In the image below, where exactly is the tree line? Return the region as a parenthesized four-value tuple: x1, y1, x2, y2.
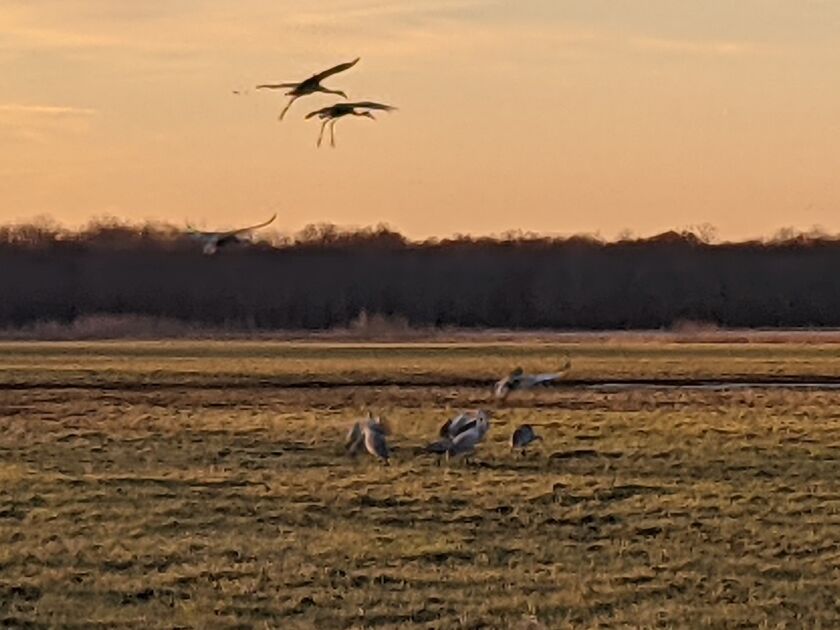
(1, 218, 838, 330)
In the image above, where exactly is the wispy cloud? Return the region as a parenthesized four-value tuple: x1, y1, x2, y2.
(0, 104, 97, 116)
(0, 103, 98, 143)
(629, 36, 764, 57)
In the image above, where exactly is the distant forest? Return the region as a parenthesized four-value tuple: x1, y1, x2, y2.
(1, 218, 839, 330)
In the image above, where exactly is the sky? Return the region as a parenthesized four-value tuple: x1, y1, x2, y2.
(1, 0, 839, 240)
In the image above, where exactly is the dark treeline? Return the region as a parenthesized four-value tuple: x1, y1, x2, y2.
(1, 218, 839, 330)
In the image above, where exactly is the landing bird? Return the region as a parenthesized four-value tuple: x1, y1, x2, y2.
(493, 358, 572, 401)
(256, 57, 360, 120)
(424, 410, 491, 464)
(305, 101, 396, 148)
(438, 409, 491, 440)
(186, 214, 276, 255)
(510, 424, 542, 455)
(446, 413, 491, 463)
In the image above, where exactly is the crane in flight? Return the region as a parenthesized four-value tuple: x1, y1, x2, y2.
(305, 101, 396, 147)
(256, 58, 360, 120)
(493, 358, 572, 401)
(186, 214, 276, 255)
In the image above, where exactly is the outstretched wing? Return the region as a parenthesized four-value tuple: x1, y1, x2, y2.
(346, 101, 397, 112)
(305, 106, 333, 119)
(255, 82, 299, 90)
(311, 57, 360, 82)
(530, 372, 565, 386)
(219, 213, 277, 237)
(189, 214, 276, 238)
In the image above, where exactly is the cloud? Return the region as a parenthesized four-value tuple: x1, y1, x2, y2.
(629, 36, 763, 57)
(0, 103, 98, 143)
(0, 104, 97, 116)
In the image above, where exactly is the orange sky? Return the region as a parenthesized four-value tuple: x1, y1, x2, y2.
(1, 1, 839, 240)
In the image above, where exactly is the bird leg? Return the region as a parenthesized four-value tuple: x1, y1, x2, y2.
(317, 120, 329, 147)
(279, 96, 298, 121)
(329, 119, 337, 148)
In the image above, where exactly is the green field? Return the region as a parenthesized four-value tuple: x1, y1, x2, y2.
(2, 342, 840, 627)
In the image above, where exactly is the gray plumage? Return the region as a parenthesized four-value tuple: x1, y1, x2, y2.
(494, 358, 571, 401)
(510, 424, 542, 453)
(362, 421, 390, 464)
(438, 409, 490, 439)
(345, 413, 390, 463)
(445, 413, 490, 462)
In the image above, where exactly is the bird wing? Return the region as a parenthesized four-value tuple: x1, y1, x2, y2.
(494, 377, 511, 398)
(365, 428, 390, 459)
(346, 101, 396, 112)
(345, 422, 363, 449)
(305, 106, 331, 119)
(185, 214, 276, 238)
(530, 373, 562, 385)
(450, 417, 477, 438)
(255, 82, 299, 90)
(311, 57, 360, 82)
(217, 214, 277, 238)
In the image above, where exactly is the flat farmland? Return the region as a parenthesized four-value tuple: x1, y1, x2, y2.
(2, 341, 840, 628)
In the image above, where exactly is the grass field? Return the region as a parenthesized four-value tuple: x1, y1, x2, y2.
(2, 341, 840, 627)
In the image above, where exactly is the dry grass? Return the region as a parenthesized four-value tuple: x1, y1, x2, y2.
(2, 342, 840, 627)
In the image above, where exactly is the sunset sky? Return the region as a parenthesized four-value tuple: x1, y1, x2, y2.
(1, 1, 838, 240)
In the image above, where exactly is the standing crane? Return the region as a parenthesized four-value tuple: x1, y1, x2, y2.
(256, 58, 360, 120)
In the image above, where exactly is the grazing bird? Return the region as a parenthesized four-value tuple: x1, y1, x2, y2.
(493, 358, 572, 401)
(510, 424, 542, 455)
(256, 57, 360, 120)
(305, 101, 396, 147)
(186, 214, 276, 255)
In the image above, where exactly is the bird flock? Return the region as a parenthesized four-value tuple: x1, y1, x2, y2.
(253, 57, 396, 148)
(189, 57, 395, 254)
(345, 363, 571, 466)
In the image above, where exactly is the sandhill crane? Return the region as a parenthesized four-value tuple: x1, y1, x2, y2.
(493, 358, 572, 401)
(438, 409, 491, 439)
(256, 58, 360, 120)
(445, 413, 491, 464)
(345, 413, 390, 464)
(423, 410, 490, 464)
(186, 214, 276, 255)
(305, 101, 396, 147)
(510, 424, 542, 455)
(362, 421, 390, 465)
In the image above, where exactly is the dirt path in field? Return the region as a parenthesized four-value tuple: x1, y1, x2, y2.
(5, 375, 840, 391)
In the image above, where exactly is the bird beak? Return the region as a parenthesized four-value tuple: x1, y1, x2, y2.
(364, 112, 376, 120)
